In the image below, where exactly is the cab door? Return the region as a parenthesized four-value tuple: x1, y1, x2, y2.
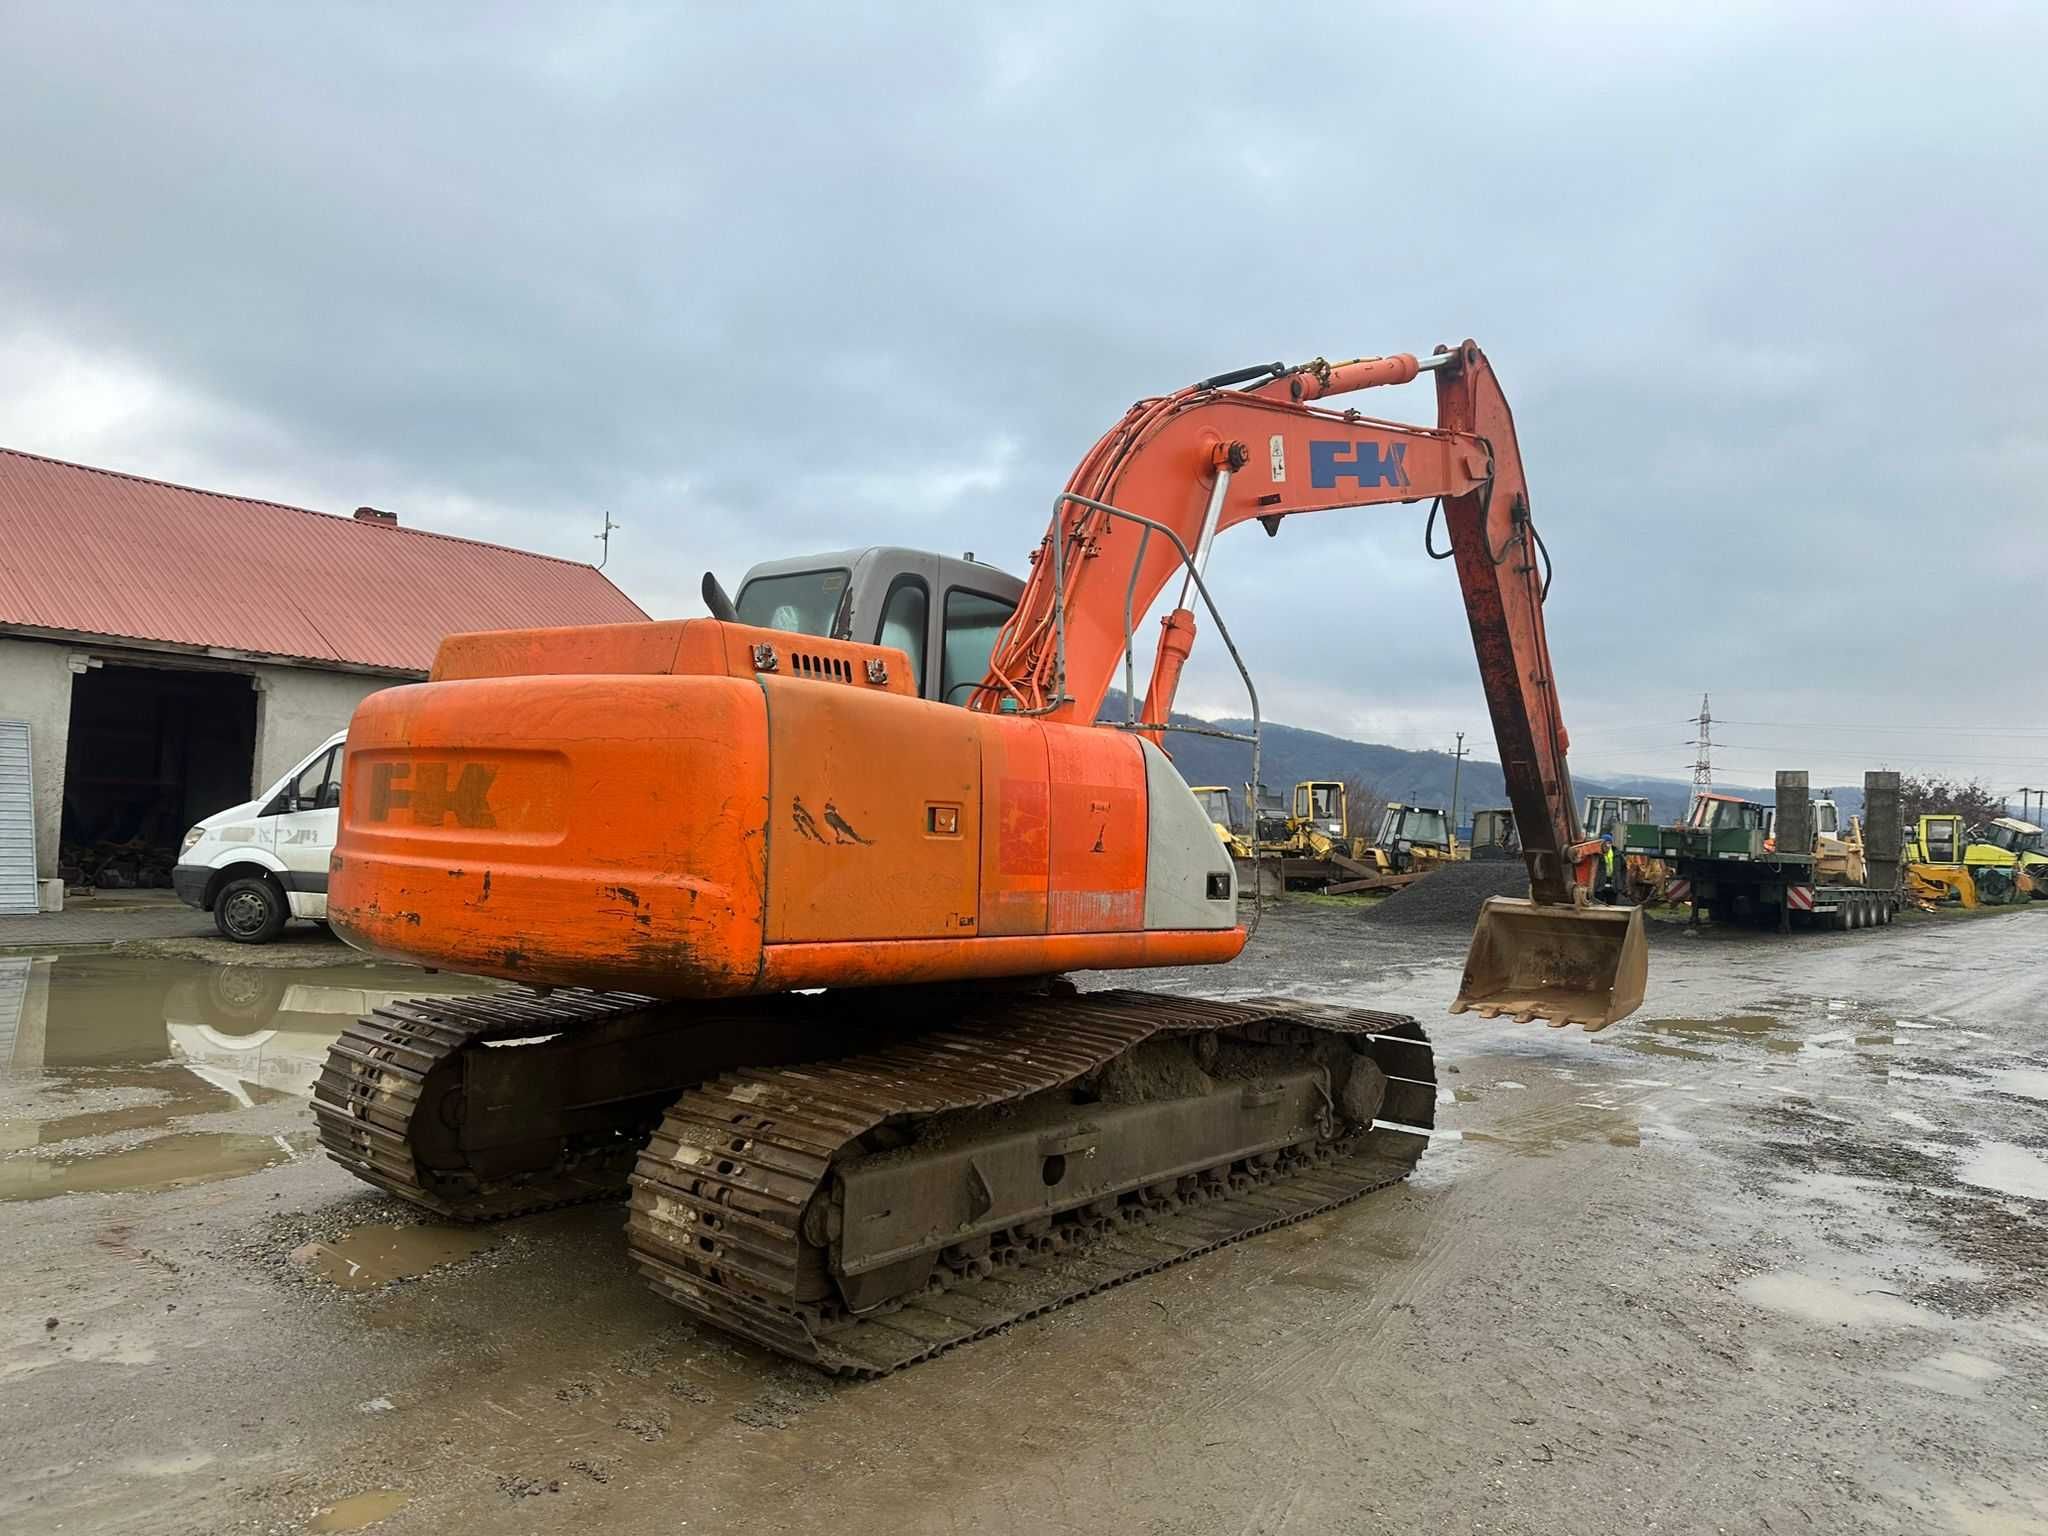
(935, 568, 1020, 709)
(858, 552, 938, 699)
(266, 742, 343, 917)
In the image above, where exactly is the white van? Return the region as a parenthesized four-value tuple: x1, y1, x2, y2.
(172, 730, 346, 943)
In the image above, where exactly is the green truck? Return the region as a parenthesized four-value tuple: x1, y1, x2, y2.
(1621, 770, 1903, 932)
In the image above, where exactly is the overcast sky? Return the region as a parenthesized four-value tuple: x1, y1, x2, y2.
(4, 5, 2045, 794)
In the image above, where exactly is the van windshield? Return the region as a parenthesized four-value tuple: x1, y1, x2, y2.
(737, 569, 850, 637)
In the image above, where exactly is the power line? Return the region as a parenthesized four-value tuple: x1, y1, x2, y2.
(1715, 718, 2048, 738)
(1708, 743, 2048, 763)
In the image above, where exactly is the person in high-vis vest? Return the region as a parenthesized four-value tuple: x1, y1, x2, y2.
(1597, 834, 1620, 904)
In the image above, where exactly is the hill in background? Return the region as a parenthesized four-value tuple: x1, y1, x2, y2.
(1099, 694, 1861, 826)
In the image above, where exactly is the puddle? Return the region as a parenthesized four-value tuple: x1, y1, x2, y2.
(311, 1491, 410, 1531)
(0, 1063, 287, 1151)
(1988, 1068, 2048, 1102)
(1616, 1014, 1909, 1065)
(2, 951, 493, 1084)
(1956, 1143, 2048, 1202)
(1739, 1272, 1942, 1329)
(1617, 1015, 1801, 1059)
(0, 954, 496, 1193)
(1893, 1349, 2007, 1399)
(291, 1223, 493, 1290)
(0, 1131, 292, 1201)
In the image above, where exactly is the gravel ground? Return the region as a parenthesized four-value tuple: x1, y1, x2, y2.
(3, 900, 2046, 1535)
(1360, 859, 1532, 927)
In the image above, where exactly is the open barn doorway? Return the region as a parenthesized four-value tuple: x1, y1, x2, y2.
(57, 663, 256, 889)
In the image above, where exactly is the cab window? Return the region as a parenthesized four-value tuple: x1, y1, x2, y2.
(736, 568, 851, 638)
(287, 747, 342, 812)
(1405, 808, 1449, 845)
(874, 576, 930, 696)
(1924, 819, 1958, 861)
(941, 589, 1017, 705)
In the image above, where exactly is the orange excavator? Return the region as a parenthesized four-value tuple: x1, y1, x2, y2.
(313, 340, 1645, 1374)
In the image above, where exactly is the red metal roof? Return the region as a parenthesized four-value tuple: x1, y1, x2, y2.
(0, 447, 647, 672)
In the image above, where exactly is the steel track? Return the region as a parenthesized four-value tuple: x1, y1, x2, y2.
(313, 986, 1435, 1374)
(626, 991, 1435, 1375)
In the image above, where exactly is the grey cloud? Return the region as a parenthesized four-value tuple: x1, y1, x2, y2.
(2, 3, 2043, 789)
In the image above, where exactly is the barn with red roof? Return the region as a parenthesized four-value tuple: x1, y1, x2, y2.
(0, 447, 645, 902)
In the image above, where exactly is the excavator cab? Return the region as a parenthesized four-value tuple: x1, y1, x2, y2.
(725, 547, 1024, 706)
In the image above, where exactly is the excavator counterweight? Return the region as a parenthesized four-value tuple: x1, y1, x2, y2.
(314, 340, 1643, 1372)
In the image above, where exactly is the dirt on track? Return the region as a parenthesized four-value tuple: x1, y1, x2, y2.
(3, 902, 2047, 1535)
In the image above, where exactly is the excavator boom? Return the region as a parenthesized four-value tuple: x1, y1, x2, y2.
(977, 341, 1644, 1027)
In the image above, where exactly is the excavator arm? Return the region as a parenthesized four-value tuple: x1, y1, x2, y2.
(982, 341, 1590, 901)
(978, 340, 1646, 1027)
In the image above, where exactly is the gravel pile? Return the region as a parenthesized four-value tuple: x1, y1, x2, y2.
(1361, 860, 1531, 929)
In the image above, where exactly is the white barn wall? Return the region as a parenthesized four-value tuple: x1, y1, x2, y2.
(251, 666, 394, 791)
(0, 636, 75, 877)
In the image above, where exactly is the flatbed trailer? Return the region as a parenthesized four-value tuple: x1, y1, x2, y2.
(1620, 769, 1904, 935)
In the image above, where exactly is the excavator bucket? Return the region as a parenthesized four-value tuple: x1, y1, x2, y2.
(1450, 898, 1648, 1031)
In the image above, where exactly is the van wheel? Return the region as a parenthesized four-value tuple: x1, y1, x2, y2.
(215, 875, 288, 944)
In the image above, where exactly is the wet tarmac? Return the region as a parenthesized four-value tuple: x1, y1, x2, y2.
(2, 908, 2045, 1535)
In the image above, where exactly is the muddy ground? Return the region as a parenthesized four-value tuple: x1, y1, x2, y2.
(2, 900, 2045, 1535)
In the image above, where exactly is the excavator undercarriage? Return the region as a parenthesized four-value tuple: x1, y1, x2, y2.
(314, 984, 1434, 1374)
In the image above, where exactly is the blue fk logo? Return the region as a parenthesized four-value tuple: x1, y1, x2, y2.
(1309, 439, 1409, 489)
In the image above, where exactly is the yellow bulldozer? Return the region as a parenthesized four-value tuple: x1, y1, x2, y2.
(1287, 782, 1457, 870)
(1246, 781, 1457, 893)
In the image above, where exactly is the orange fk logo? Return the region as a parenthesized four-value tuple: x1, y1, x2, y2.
(366, 761, 498, 827)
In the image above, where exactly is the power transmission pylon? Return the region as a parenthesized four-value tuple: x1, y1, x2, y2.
(1686, 693, 1713, 817)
